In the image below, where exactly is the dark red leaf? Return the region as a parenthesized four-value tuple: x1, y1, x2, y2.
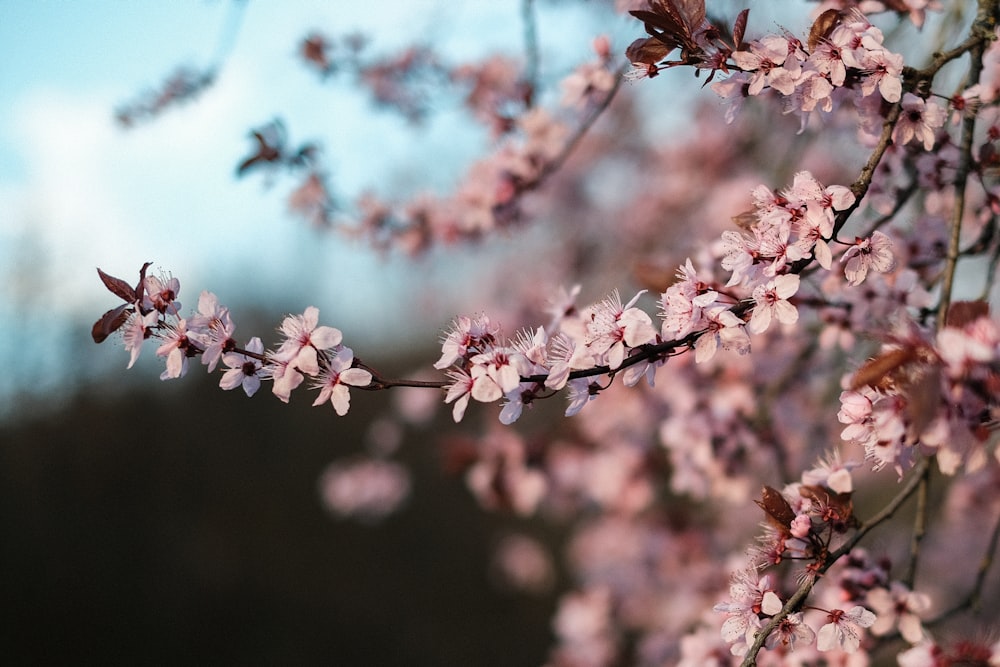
(236, 122, 286, 176)
(91, 303, 132, 344)
(732, 8, 749, 49)
(630, 10, 684, 51)
(850, 347, 918, 391)
(631, 0, 707, 55)
(674, 0, 706, 29)
(98, 267, 139, 303)
(626, 36, 675, 65)
(946, 300, 989, 328)
(755, 486, 795, 536)
(135, 261, 153, 302)
(807, 9, 843, 52)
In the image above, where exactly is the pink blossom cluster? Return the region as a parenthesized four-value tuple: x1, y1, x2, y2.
(428, 169, 906, 428)
(709, 11, 948, 141)
(100, 265, 373, 417)
(708, 468, 946, 659)
(839, 312, 1000, 476)
(279, 38, 621, 252)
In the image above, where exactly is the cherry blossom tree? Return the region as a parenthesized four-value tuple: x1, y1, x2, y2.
(95, 0, 1000, 664)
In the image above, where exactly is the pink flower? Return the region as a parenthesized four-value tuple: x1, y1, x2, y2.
(553, 586, 612, 644)
(219, 336, 265, 397)
(565, 378, 599, 416)
(661, 259, 720, 339)
(443, 368, 475, 422)
(143, 273, 181, 315)
(816, 605, 876, 653)
(733, 35, 802, 96)
(868, 582, 930, 643)
(123, 309, 160, 369)
(273, 306, 343, 375)
(586, 290, 657, 369)
(893, 93, 947, 150)
(859, 47, 904, 103)
(715, 569, 784, 655)
(694, 306, 750, 363)
(434, 314, 498, 369)
(187, 291, 235, 372)
(155, 318, 192, 380)
(470, 346, 532, 396)
(842, 231, 896, 286)
(711, 72, 751, 123)
(720, 230, 761, 287)
(490, 533, 555, 594)
(312, 347, 373, 416)
(466, 429, 547, 515)
(749, 274, 800, 334)
(802, 451, 860, 494)
(765, 612, 815, 652)
(811, 35, 850, 87)
(270, 358, 305, 403)
(319, 458, 410, 521)
(545, 332, 595, 391)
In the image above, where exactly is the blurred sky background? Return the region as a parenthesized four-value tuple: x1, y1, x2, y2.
(0, 0, 636, 421)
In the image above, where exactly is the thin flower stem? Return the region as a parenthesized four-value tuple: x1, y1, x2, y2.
(352, 359, 448, 391)
(925, 502, 1000, 624)
(740, 456, 932, 667)
(529, 63, 628, 190)
(522, 0, 540, 104)
(903, 465, 931, 589)
(829, 103, 902, 241)
(937, 2, 991, 329)
(963, 500, 1000, 613)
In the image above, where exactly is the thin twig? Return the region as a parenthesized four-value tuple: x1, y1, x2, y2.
(521, 0, 540, 104)
(903, 465, 931, 588)
(923, 502, 1000, 625)
(937, 5, 990, 328)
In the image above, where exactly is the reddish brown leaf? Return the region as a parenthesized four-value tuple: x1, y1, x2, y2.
(626, 36, 675, 65)
(850, 347, 918, 391)
(903, 362, 942, 439)
(301, 33, 332, 73)
(807, 9, 843, 51)
(632, 260, 675, 293)
(731, 209, 756, 230)
(946, 300, 989, 328)
(97, 267, 139, 303)
(755, 486, 795, 536)
(732, 8, 749, 49)
(630, 10, 684, 51)
(91, 303, 132, 344)
(630, 0, 705, 52)
(135, 261, 153, 302)
(236, 122, 286, 176)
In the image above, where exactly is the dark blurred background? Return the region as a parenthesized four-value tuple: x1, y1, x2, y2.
(0, 357, 558, 665)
